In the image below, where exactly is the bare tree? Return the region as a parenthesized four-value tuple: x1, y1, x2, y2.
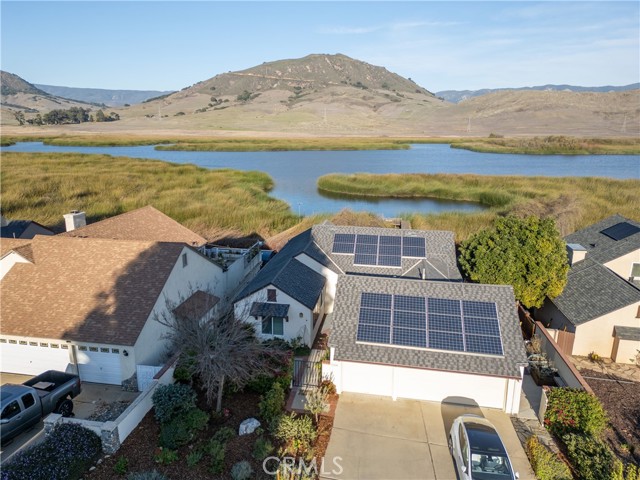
(156, 290, 285, 412)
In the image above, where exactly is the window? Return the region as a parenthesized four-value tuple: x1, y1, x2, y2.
(78, 346, 87, 351)
(51, 344, 59, 348)
(0, 339, 5, 343)
(61, 344, 69, 349)
(100, 348, 110, 353)
(1, 401, 21, 420)
(21, 393, 35, 409)
(19, 341, 27, 345)
(8, 340, 17, 344)
(89, 346, 98, 352)
(267, 289, 277, 302)
(112, 348, 120, 354)
(262, 316, 284, 336)
(459, 425, 469, 470)
(182, 253, 188, 267)
(29, 342, 37, 346)
(40, 343, 48, 347)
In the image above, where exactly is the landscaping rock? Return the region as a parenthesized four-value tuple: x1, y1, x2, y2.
(238, 417, 260, 435)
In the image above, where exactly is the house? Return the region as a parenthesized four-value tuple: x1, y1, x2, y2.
(1, 215, 54, 239)
(0, 207, 261, 386)
(323, 275, 527, 414)
(234, 224, 461, 346)
(536, 215, 640, 363)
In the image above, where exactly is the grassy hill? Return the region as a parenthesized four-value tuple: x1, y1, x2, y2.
(34, 84, 174, 106)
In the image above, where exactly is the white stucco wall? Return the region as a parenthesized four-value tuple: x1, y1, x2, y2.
(234, 287, 316, 345)
(573, 302, 640, 357)
(295, 253, 340, 313)
(611, 337, 640, 364)
(328, 359, 520, 414)
(0, 252, 31, 280)
(604, 248, 640, 280)
(221, 250, 262, 304)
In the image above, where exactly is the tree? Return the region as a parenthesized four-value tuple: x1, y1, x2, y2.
(156, 292, 285, 412)
(95, 110, 106, 122)
(458, 215, 568, 308)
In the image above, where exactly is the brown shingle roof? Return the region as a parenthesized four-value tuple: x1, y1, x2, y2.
(60, 206, 207, 246)
(1, 239, 34, 261)
(1, 236, 184, 346)
(173, 290, 220, 320)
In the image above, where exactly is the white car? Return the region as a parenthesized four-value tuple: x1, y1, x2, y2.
(448, 414, 519, 480)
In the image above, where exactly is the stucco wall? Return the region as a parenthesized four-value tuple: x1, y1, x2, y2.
(295, 253, 340, 313)
(221, 250, 261, 305)
(573, 302, 640, 357)
(611, 336, 640, 364)
(604, 248, 640, 280)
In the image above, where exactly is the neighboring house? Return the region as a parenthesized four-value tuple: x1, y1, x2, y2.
(234, 224, 461, 346)
(0, 207, 261, 386)
(537, 215, 640, 363)
(0, 215, 54, 239)
(324, 276, 527, 414)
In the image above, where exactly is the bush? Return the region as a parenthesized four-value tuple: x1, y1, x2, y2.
(212, 426, 236, 443)
(320, 379, 337, 395)
(158, 406, 208, 449)
(525, 436, 571, 480)
(2, 423, 102, 480)
(186, 450, 203, 468)
(563, 433, 616, 480)
(183, 407, 210, 431)
(127, 471, 168, 480)
(152, 383, 197, 424)
(253, 436, 274, 460)
(114, 456, 129, 475)
(260, 382, 285, 427)
(231, 460, 254, 480)
(273, 413, 317, 456)
(205, 440, 225, 474)
(545, 388, 608, 437)
(154, 448, 178, 465)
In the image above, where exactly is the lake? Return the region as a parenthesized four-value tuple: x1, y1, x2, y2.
(4, 142, 639, 217)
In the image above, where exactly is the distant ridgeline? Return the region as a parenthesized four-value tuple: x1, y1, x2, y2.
(22, 107, 119, 126)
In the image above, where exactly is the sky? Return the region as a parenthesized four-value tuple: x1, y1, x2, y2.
(1, 1, 638, 92)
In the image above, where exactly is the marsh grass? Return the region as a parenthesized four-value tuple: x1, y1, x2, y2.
(451, 136, 640, 155)
(1, 152, 299, 238)
(318, 173, 640, 240)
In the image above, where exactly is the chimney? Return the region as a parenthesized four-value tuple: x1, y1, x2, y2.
(63, 210, 87, 232)
(566, 243, 587, 266)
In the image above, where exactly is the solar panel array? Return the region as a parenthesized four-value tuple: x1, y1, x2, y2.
(357, 293, 504, 355)
(332, 233, 426, 267)
(600, 222, 640, 241)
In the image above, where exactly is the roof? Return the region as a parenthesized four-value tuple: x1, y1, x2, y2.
(614, 326, 640, 341)
(236, 224, 461, 307)
(173, 290, 220, 320)
(0, 236, 186, 346)
(329, 275, 527, 378)
(60, 206, 207, 246)
(1, 220, 53, 239)
(1, 238, 34, 261)
(464, 421, 507, 455)
(565, 215, 640, 265)
(550, 258, 640, 325)
(250, 302, 290, 318)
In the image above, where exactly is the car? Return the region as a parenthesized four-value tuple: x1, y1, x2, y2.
(448, 414, 519, 480)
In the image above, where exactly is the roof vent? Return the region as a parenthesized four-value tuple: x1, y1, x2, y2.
(566, 243, 587, 266)
(63, 210, 87, 232)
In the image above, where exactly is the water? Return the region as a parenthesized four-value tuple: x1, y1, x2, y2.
(4, 142, 638, 217)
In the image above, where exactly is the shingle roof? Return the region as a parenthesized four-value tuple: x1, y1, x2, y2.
(174, 290, 220, 320)
(614, 326, 640, 341)
(1, 236, 185, 345)
(250, 302, 290, 318)
(329, 276, 527, 378)
(60, 206, 207, 246)
(550, 258, 640, 325)
(1, 239, 34, 261)
(565, 215, 640, 265)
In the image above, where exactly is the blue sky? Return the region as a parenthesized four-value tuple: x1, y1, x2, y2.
(2, 1, 638, 92)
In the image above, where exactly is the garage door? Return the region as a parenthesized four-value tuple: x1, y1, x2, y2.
(76, 347, 122, 385)
(1, 339, 72, 376)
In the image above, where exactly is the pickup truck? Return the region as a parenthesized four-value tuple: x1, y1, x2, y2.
(0, 370, 82, 443)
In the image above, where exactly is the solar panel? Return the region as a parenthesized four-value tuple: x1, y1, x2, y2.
(355, 243, 378, 255)
(332, 242, 355, 254)
(393, 310, 427, 329)
(332, 233, 356, 254)
(394, 295, 426, 312)
(428, 313, 463, 332)
(462, 301, 498, 319)
(380, 235, 401, 246)
(359, 308, 392, 325)
(402, 237, 426, 258)
(357, 323, 391, 344)
(429, 330, 464, 351)
(601, 222, 640, 241)
(379, 244, 401, 256)
(463, 317, 501, 336)
(354, 253, 377, 265)
(361, 293, 392, 309)
(428, 298, 461, 316)
(357, 234, 379, 245)
(378, 255, 402, 267)
(393, 327, 427, 348)
(465, 334, 503, 355)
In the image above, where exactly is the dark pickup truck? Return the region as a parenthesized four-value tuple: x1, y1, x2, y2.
(0, 370, 82, 443)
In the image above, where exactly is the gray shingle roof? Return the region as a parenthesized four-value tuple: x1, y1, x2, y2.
(614, 326, 640, 341)
(329, 276, 527, 378)
(550, 258, 640, 325)
(250, 302, 290, 318)
(565, 215, 640, 265)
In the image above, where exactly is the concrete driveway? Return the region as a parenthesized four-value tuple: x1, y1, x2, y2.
(322, 393, 534, 480)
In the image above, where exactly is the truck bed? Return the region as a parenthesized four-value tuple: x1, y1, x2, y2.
(23, 370, 79, 393)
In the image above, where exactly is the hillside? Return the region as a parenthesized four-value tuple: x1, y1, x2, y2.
(437, 83, 640, 103)
(34, 84, 175, 106)
(1, 71, 48, 96)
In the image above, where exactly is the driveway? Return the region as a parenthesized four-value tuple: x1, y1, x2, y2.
(321, 393, 535, 480)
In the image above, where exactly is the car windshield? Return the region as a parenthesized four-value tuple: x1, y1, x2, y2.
(470, 452, 514, 479)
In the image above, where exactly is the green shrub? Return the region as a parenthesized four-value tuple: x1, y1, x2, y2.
(2, 423, 102, 480)
(563, 433, 616, 480)
(126, 471, 168, 480)
(159, 418, 193, 449)
(154, 448, 178, 465)
(205, 439, 226, 474)
(212, 426, 236, 443)
(545, 388, 608, 437)
(231, 460, 254, 480)
(260, 382, 285, 427)
(273, 413, 317, 456)
(114, 456, 129, 475)
(525, 436, 571, 480)
(183, 407, 209, 431)
(253, 436, 274, 460)
(625, 463, 639, 480)
(152, 383, 197, 424)
(320, 379, 337, 395)
(186, 450, 203, 468)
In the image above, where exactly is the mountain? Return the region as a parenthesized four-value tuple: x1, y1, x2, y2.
(1, 71, 49, 97)
(34, 84, 175, 106)
(437, 83, 640, 103)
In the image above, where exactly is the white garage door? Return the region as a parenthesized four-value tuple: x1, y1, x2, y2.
(1, 339, 72, 376)
(76, 347, 122, 385)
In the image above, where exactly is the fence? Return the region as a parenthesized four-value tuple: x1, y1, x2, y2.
(292, 358, 321, 388)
